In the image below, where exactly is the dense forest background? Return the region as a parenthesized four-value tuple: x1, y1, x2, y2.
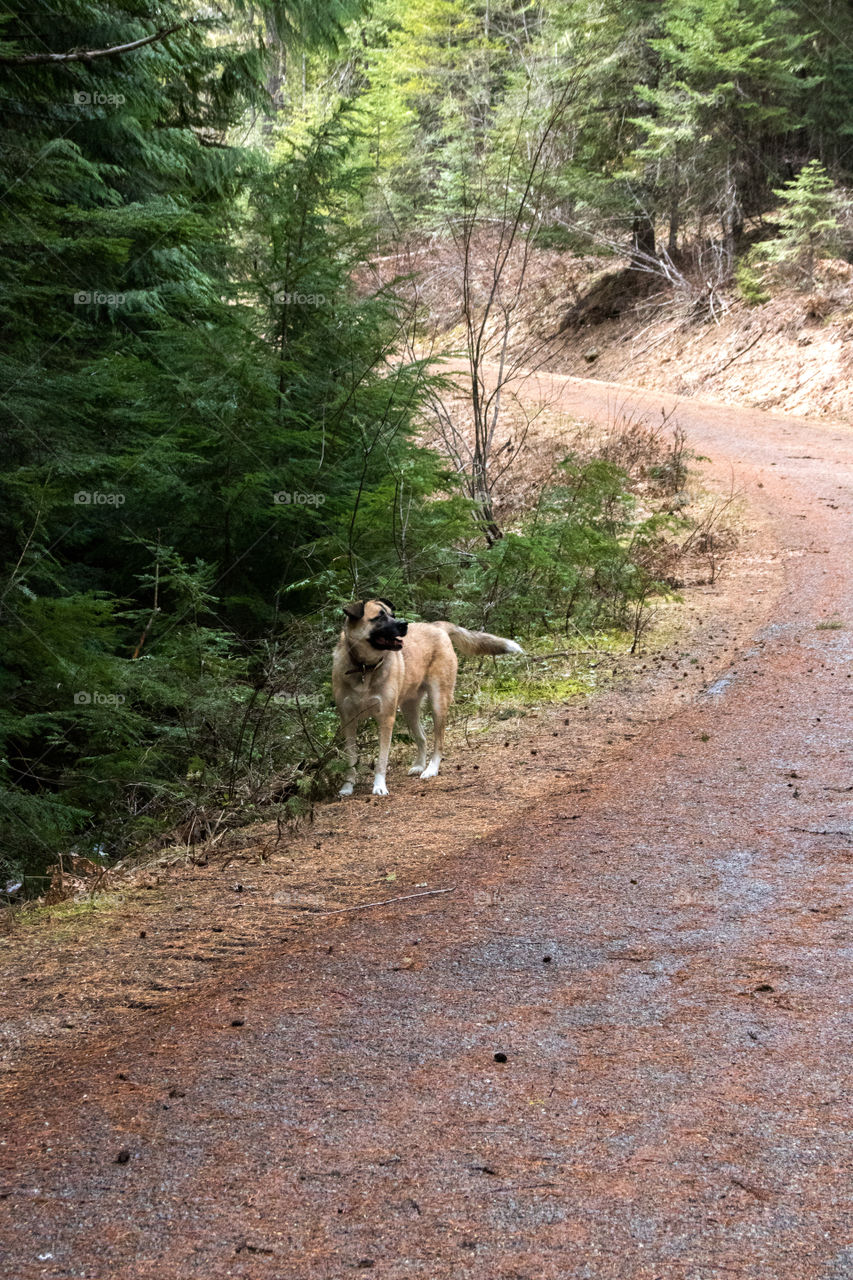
(2, 0, 851, 887)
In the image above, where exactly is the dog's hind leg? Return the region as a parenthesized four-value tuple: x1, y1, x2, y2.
(402, 696, 428, 776)
(372, 709, 395, 796)
(420, 679, 449, 780)
(338, 709, 358, 797)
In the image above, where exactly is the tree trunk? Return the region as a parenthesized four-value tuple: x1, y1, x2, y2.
(631, 213, 656, 266)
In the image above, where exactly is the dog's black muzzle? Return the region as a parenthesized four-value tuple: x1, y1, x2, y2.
(369, 618, 408, 651)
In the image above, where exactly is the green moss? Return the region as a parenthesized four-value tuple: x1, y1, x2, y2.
(13, 892, 127, 937)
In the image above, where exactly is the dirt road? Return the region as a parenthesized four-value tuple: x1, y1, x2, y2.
(3, 376, 852, 1280)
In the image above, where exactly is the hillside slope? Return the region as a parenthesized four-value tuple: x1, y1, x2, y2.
(540, 258, 853, 422)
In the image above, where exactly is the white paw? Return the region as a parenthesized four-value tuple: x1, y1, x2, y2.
(419, 761, 440, 780)
(408, 764, 427, 775)
(372, 777, 389, 796)
(339, 781, 354, 797)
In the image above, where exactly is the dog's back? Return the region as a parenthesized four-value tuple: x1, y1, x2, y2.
(394, 621, 457, 700)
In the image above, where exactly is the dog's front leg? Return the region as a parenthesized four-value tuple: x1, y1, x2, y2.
(338, 709, 358, 797)
(372, 709, 395, 796)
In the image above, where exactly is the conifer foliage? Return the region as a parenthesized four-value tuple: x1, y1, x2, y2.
(756, 160, 846, 286)
(0, 1, 427, 883)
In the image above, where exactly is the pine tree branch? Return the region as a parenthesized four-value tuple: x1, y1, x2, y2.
(0, 21, 198, 65)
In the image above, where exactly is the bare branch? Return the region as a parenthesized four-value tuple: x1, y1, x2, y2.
(0, 20, 197, 66)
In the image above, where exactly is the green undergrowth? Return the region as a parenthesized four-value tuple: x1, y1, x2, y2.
(453, 629, 629, 722)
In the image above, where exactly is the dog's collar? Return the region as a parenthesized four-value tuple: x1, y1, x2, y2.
(346, 651, 385, 679)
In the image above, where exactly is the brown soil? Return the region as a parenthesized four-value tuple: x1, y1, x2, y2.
(539, 258, 853, 421)
(2, 375, 852, 1280)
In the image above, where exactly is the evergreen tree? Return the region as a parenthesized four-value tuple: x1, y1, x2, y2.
(633, 0, 808, 262)
(351, 0, 541, 229)
(0, 1, 442, 882)
(490, 0, 666, 261)
(794, 0, 853, 171)
(755, 158, 846, 285)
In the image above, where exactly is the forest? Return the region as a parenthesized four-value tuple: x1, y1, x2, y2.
(2, 0, 851, 888)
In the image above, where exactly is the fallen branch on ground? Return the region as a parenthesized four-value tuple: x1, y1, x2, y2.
(524, 649, 604, 661)
(320, 886, 455, 915)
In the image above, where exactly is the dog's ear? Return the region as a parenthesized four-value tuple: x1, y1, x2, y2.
(377, 597, 395, 614)
(343, 601, 365, 621)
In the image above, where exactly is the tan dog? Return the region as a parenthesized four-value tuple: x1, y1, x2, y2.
(332, 598, 523, 796)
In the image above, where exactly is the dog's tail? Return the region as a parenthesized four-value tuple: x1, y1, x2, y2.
(434, 621, 524, 657)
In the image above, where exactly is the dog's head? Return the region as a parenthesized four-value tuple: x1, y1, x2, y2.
(343, 598, 408, 652)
